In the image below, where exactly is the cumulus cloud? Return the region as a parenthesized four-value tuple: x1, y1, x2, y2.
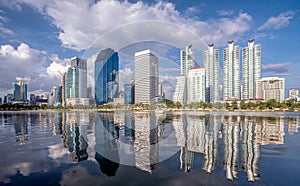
(119, 67, 134, 91)
(258, 11, 296, 30)
(11, 0, 252, 50)
(0, 43, 69, 97)
(262, 63, 292, 74)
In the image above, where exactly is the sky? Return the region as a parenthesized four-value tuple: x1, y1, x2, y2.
(0, 0, 299, 99)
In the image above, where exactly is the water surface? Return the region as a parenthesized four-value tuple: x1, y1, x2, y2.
(0, 111, 300, 185)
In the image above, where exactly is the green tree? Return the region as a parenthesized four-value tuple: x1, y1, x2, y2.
(240, 100, 247, 110)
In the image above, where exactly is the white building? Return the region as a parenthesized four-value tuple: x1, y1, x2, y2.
(187, 67, 205, 103)
(134, 49, 159, 104)
(180, 45, 195, 76)
(242, 39, 261, 100)
(255, 77, 285, 102)
(224, 40, 240, 100)
(204, 44, 219, 103)
(173, 76, 187, 104)
(173, 45, 195, 105)
(288, 89, 299, 101)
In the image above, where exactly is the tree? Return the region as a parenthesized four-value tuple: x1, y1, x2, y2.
(232, 101, 238, 110)
(240, 101, 247, 110)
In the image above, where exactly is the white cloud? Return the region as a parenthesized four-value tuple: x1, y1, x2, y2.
(119, 67, 134, 91)
(0, 43, 69, 97)
(258, 11, 296, 30)
(217, 10, 234, 16)
(262, 62, 292, 73)
(13, 0, 252, 50)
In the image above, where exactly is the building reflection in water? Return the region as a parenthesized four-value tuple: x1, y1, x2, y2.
(134, 112, 159, 173)
(34, 111, 293, 181)
(94, 113, 120, 176)
(60, 112, 89, 162)
(171, 114, 288, 183)
(13, 114, 29, 144)
(222, 116, 239, 181)
(202, 115, 220, 174)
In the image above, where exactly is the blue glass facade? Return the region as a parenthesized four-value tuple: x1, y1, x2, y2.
(124, 84, 134, 104)
(94, 48, 119, 105)
(13, 81, 27, 102)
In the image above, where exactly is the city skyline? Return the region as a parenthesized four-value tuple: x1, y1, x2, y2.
(0, 0, 299, 99)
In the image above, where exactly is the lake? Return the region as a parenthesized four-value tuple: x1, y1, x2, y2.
(0, 111, 300, 186)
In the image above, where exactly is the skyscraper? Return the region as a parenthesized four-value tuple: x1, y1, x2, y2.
(134, 49, 158, 104)
(62, 73, 66, 107)
(13, 81, 27, 102)
(242, 39, 261, 100)
(65, 57, 88, 106)
(255, 77, 285, 102)
(224, 40, 240, 101)
(180, 45, 194, 76)
(94, 48, 119, 105)
(124, 83, 134, 104)
(173, 76, 187, 104)
(187, 67, 205, 103)
(173, 45, 195, 104)
(204, 44, 219, 103)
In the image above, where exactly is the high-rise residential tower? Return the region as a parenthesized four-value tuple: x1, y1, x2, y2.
(94, 48, 119, 105)
(13, 81, 27, 102)
(255, 77, 285, 102)
(187, 67, 205, 103)
(223, 41, 240, 101)
(204, 44, 219, 103)
(173, 45, 195, 104)
(242, 39, 261, 100)
(134, 49, 158, 104)
(180, 45, 194, 76)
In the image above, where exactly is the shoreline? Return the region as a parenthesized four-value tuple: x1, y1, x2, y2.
(0, 109, 299, 114)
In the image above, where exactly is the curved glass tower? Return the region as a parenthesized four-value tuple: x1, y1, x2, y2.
(94, 48, 119, 105)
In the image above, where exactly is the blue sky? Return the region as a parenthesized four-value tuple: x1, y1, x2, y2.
(0, 0, 299, 99)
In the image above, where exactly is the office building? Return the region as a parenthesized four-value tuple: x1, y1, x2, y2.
(62, 73, 66, 107)
(224, 40, 240, 100)
(94, 48, 119, 105)
(255, 77, 285, 102)
(65, 57, 88, 106)
(187, 67, 205, 103)
(13, 81, 27, 102)
(242, 39, 261, 100)
(124, 83, 134, 104)
(204, 44, 219, 103)
(6, 94, 14, 103)
(134, 49, 158, 104)
(29, 94, 35, 105)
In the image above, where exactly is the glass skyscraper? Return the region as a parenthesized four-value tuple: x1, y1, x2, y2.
(13, 81, 27, 102)
(124, 83, 134, 104)
(94, 48, 119, 105)
(204, 44, 219, 103)
(242, 39, 261, 100)
(65, 57, 87, 99)
(223, 40, 240, 101)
